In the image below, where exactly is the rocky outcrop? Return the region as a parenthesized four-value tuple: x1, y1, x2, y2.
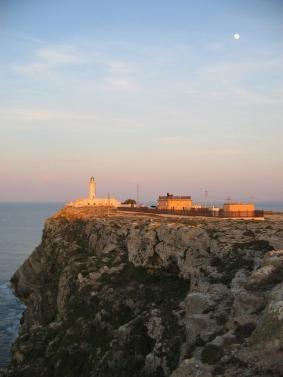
(1, 208, 283, 377)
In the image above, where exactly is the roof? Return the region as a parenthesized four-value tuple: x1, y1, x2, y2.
(224, 202, 254, 205)
(159, 195, 192, 200)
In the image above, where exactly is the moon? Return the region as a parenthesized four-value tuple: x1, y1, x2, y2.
(233, 33, 240, 40)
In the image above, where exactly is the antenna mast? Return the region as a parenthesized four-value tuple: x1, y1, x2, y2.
(204, 190, 208, 207)
(137, 184, 140, 205)
(107, 192, 110, 216)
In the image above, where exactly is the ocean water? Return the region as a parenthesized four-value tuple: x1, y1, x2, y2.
(255, 202, 283, 212)
(0, 203, 62, 368)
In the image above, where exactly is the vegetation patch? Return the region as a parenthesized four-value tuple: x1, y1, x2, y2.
(232, 240, 273, 253)
(201, 344, 224, 365)
(235, 322, 256, 340)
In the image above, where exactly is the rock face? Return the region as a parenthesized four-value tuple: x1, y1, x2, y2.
(2, 208, 283, 377)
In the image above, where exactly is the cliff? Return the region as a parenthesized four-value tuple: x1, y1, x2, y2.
(2, 208, 283, 377)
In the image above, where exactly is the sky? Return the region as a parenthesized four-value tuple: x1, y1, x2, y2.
(0, 0, 282, 203)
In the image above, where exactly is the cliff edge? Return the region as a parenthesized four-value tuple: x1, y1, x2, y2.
(2, 208, 283, 377)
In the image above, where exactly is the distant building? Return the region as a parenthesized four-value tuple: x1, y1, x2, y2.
(192, 204, 202, 209)
(210, 206, 220, 212)
(157, 193, 193, 211)
(223, 202, 255, 214)
(67, 177, 120, 208)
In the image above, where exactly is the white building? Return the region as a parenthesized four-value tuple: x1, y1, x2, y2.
(66, 177, 121, 208)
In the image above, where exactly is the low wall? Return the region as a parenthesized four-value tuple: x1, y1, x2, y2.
(117, 207, 264, 219)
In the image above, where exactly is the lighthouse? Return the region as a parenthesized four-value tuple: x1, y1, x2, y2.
(89, 176, 96, 199)
(66, 176, 120, 208)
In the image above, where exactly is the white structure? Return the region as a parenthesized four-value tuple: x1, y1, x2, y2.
(191, 204, 202, 209)
(66, 177, 120, 208)
(89, 176, 96, 199)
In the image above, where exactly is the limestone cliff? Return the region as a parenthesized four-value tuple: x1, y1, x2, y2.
(2, 208, 283, 377)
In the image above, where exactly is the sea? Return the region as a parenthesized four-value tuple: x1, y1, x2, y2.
(0, 203, 62, 368)
(0, 201, 282, 368)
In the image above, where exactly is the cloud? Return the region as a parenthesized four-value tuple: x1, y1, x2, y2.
(196, 148, 242, 156)
(37, 46, 83, 64)
(101, 77, 139, 93)
(14, 45, 84, 76)
(199, 58, 283, 82)
(182, 56, 283, 106)
(0, 108, 97, 122)
(185, 87, 283, 106)
(39, 174, 64, 183)
(107, 61, 133, 74)
(160, 136, 186, 145)
(232, 88, 283, 105)
(0, 31, 44, 44)
(14, 62, 51, 76)
(13, 43, 140, 93)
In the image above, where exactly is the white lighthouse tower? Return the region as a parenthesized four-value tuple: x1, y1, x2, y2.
(89, 176, 96, 199)
(66, 176, 120, 208)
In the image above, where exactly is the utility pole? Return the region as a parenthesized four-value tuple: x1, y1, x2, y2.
(107, 192, 110, 216)
(137, 184, 140, 206)
(204, 190, 208, 208)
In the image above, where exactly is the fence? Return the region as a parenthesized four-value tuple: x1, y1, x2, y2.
(117, 207, 264, 219)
